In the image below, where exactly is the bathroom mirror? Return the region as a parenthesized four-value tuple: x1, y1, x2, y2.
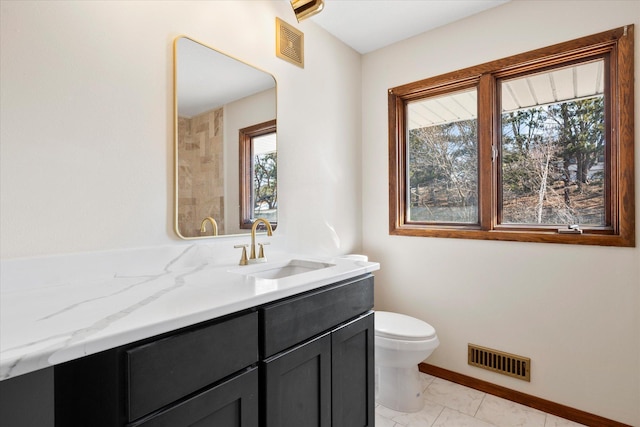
(174, 36, 277, 239)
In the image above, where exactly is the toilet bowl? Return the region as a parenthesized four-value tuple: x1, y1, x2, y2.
(374, 311, 439, 412)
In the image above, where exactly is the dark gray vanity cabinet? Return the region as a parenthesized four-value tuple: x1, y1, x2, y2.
(261, 274, 375, 427)
(53, 273, 374, 427)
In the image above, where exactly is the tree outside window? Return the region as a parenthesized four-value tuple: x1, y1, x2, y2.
(252, 133, 277, 223)
(239, 120, 277, 230)
(499, 61, 606, 227)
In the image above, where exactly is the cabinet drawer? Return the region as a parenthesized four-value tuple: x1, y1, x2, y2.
(129, 367, 258, 427)
(260, 274, 373, 358)
(126, 311, 258, 421)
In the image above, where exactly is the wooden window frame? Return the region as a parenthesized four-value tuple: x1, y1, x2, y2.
(389, 25, 635, 246)
(239, 119, 277, 230)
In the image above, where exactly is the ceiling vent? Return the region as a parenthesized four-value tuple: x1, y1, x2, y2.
(276, 18, 304, 68)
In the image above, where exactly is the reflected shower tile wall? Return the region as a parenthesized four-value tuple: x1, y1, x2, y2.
(178, 108, 225, 237)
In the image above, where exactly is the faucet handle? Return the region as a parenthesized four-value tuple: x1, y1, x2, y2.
(257, 242, 271, 259)
(233, 244, 249, 266)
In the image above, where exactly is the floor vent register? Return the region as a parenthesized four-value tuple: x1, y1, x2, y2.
(468, 343, 531, 381)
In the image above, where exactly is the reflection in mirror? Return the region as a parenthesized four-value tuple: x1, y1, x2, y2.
(240, 120, 277, 230)
(174, 36, 277, 239)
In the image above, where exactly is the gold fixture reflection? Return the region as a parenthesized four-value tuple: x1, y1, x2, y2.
(199, 217, 219, 236)
(250, 218, 273, 263)
(291, 0, 324, 22)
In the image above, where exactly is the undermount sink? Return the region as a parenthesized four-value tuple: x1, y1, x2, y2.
(233, 259, 335, 280)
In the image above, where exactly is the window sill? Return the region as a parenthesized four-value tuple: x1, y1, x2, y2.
(390, 225, 634, 247)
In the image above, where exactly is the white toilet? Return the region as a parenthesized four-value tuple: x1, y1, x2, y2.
(374, 311, 439, 412)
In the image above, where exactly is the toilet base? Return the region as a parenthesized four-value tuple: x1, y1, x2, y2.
(375, 364, 424, 412)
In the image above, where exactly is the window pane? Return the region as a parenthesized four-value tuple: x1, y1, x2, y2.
(252, 132, 277, 223)
(406, 88, 478, 223)
(500, 60, 606, 226)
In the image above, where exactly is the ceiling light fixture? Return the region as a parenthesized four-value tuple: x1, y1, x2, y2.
(290, 0, 324, 22)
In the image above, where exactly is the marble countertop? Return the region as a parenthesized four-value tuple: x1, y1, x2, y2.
(0, 244, 379, 381)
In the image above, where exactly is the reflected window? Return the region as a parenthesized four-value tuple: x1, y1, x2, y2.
(240, 120, 277, 229)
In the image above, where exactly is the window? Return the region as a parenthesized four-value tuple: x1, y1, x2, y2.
(499, 61, 606, 227)
(407, 86, 479, 225)
(239, 120, 277, 230)
(389, 26, 634, 246)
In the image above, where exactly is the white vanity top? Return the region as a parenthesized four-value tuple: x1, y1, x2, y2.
(0, 244, 379, 381)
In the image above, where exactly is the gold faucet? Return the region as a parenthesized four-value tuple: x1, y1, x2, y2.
(249, 218, 273, 262)
(199, 217, 218, 236)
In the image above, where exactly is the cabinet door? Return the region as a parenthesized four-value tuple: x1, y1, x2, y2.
(263, 333, 331, 427)
(130, 367, 258, 427)
(331, 312, 375, 427)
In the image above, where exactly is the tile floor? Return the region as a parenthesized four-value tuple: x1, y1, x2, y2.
(375, 373, 588, 427)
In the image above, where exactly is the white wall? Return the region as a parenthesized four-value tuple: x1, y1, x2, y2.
(362, 1, 639, 425)
(0, 0, 362, 258)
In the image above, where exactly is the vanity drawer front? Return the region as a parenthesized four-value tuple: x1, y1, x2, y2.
(261, 274, 373, 358)
(129, 367, 258, 427)
(126, 311, 258, 422)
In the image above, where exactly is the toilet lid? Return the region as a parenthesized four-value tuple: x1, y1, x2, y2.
(375, 311, 436, 341)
